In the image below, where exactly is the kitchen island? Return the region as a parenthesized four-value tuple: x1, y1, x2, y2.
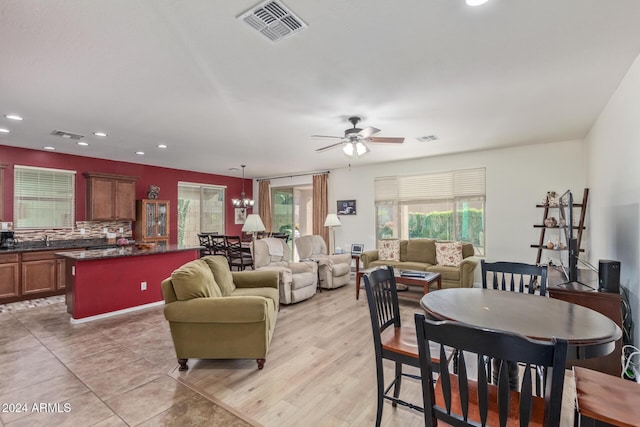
(57, 245, 200, 322)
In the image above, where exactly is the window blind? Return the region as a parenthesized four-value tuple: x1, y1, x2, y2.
(14, 165, 76, 229)
(376, 168, 485, 203)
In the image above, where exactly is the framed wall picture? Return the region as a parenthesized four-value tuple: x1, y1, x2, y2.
(337, 200, 356, 215)
(234, 208, 246, 224)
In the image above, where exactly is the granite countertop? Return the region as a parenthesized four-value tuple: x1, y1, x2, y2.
(55, 244, 202, 261)
(0, 238, 124, 254)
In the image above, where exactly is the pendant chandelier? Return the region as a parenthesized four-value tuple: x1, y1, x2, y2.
(232, 165, 254, 212)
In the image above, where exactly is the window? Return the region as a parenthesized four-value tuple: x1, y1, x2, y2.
(375, 168, 485, 255)
(14, 166, 76, 229)
(177, 182, 225, 247)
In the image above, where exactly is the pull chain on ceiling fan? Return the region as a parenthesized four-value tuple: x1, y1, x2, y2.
(311, 116, 404, 158)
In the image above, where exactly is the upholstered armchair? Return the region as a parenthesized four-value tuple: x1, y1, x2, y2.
(252, 237, 317, 304)
(295, 235, 352, 289)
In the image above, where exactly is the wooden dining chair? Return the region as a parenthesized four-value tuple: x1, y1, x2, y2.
(414, 314, 568, 427)
(209, 235, 227, 256)
(481, 260, 548, 296)
(363, 266, 441, 427)
(481, 259, 550, 393)
(224, 235, 253, 271)
(197, 233, 212, 257)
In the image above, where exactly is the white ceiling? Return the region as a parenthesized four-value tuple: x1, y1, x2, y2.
(1, 0, 640, 179)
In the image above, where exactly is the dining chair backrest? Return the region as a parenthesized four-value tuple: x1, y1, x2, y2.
(271, 232, 290, 242)
(481, 260, 549, 296)
(414, 314, 568, 427)
(197, 233, 211, 247)
(209, 235, 227, 255)
(364, 266, 402, 334)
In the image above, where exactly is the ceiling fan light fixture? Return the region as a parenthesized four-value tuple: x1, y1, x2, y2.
(355, 141, 369, 156)
(342, 142, 354, 157)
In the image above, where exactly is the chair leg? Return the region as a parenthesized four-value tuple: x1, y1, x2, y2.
(178, 358, 189, 371)
(392, 361, 402, 407)
(257, 358, 265, 369)
(375, 361, 384, 427)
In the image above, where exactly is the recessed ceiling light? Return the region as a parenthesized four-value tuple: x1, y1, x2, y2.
(43, 146, 55, 150)
(157, 144, 167, 149)
(93, 131, 107, 137)
(77, 141, 89, 146)
(5, 114, 23, 121)
(135, 151, 145, 155)
(0, 128, 10, 133)
(466, 0, 489, 6)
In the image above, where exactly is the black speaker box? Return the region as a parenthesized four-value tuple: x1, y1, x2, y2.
(598, 259, 620, 293)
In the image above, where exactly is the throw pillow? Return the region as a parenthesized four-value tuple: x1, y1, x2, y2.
(203, 255, 236, 296)
(435, 241, 463, 267)
(378, 239, 400, 261)
(171, 259, 222, 300)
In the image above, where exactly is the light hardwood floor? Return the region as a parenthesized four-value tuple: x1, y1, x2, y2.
(169, 281, 576, 427)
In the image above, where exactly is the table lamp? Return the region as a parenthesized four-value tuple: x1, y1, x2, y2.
(324, 213, 341, 255)
(242, 214, 266, 249)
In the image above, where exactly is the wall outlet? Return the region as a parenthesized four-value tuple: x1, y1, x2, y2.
(119, 227, 124, 233)
(141, 281, 147, 291)
(80, 228, 85, 235)
(103, 227, 108, 234)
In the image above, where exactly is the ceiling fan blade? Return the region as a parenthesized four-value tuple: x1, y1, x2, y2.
(311, 135, 343, 140)
(315, 142, 345, 152)
(358, 126, 381, 139)
(368, 136, 405, 144)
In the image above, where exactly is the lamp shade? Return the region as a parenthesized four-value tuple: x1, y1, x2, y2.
(324, 213, 341, 227)
(242, 214, 266, 233)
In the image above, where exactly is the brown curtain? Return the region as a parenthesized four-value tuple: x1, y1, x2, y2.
(258, 180, 272, 232)
(312, 173, 329, 247)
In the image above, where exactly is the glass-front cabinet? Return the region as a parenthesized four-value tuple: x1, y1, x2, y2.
(135, 199, 170, 248)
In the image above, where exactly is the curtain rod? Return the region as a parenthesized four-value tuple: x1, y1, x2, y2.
(256, 170, 330, 182)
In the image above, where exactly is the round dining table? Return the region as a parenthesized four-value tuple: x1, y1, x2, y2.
(420, 288, 622, 360)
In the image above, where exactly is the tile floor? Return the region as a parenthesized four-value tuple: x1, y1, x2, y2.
(0, 297, 255, 426)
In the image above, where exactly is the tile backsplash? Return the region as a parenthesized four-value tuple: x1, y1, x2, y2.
(14, 221, 133, 243)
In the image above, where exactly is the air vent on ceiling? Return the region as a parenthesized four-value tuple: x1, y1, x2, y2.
(238, 0, 307, 43)
(416, 135, 439, 142)
(51, 130, 85, 140)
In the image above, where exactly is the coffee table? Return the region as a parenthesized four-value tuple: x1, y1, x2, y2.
(356, 267, 441, 300)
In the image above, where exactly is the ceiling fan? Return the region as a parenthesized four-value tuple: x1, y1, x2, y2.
(312, 116, 404, 157)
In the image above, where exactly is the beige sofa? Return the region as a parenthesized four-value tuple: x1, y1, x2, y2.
(161, 255, 279, 370)
(295, 235, 352, 289)
(360, 239, 477, 289)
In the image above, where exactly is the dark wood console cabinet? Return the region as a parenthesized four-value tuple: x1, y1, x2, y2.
(548, 267, 622, 376)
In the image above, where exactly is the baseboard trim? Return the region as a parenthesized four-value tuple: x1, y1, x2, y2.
(70, 301, 164, 324)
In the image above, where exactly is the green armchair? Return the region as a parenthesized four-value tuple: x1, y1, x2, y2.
(161, 255, 279, 370)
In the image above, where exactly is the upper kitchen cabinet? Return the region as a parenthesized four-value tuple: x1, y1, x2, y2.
(83, 172, 137, 220)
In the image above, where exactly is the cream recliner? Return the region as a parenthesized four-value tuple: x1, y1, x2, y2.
(295, 235, 352, 289)
(252, 237, 317, 304)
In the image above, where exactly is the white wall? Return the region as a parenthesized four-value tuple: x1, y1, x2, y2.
(585, 53, 640, 347)
(328, 140, 586, 283)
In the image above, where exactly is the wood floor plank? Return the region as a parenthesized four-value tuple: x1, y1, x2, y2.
(171, 279, 575, 427)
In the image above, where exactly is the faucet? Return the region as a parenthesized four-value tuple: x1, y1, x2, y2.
(43, 235, 50, 247)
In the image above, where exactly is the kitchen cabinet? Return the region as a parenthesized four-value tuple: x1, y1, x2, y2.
(21, 252, 56, 295)
(136, 199, 170, 248)
(0, 253, 19, 299)
(84, 172, 137, 220)
(0, 249, 78, 304)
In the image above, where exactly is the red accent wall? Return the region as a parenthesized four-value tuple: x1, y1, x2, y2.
(0, 145, 253, 241)
(69, 250, 198, 319)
